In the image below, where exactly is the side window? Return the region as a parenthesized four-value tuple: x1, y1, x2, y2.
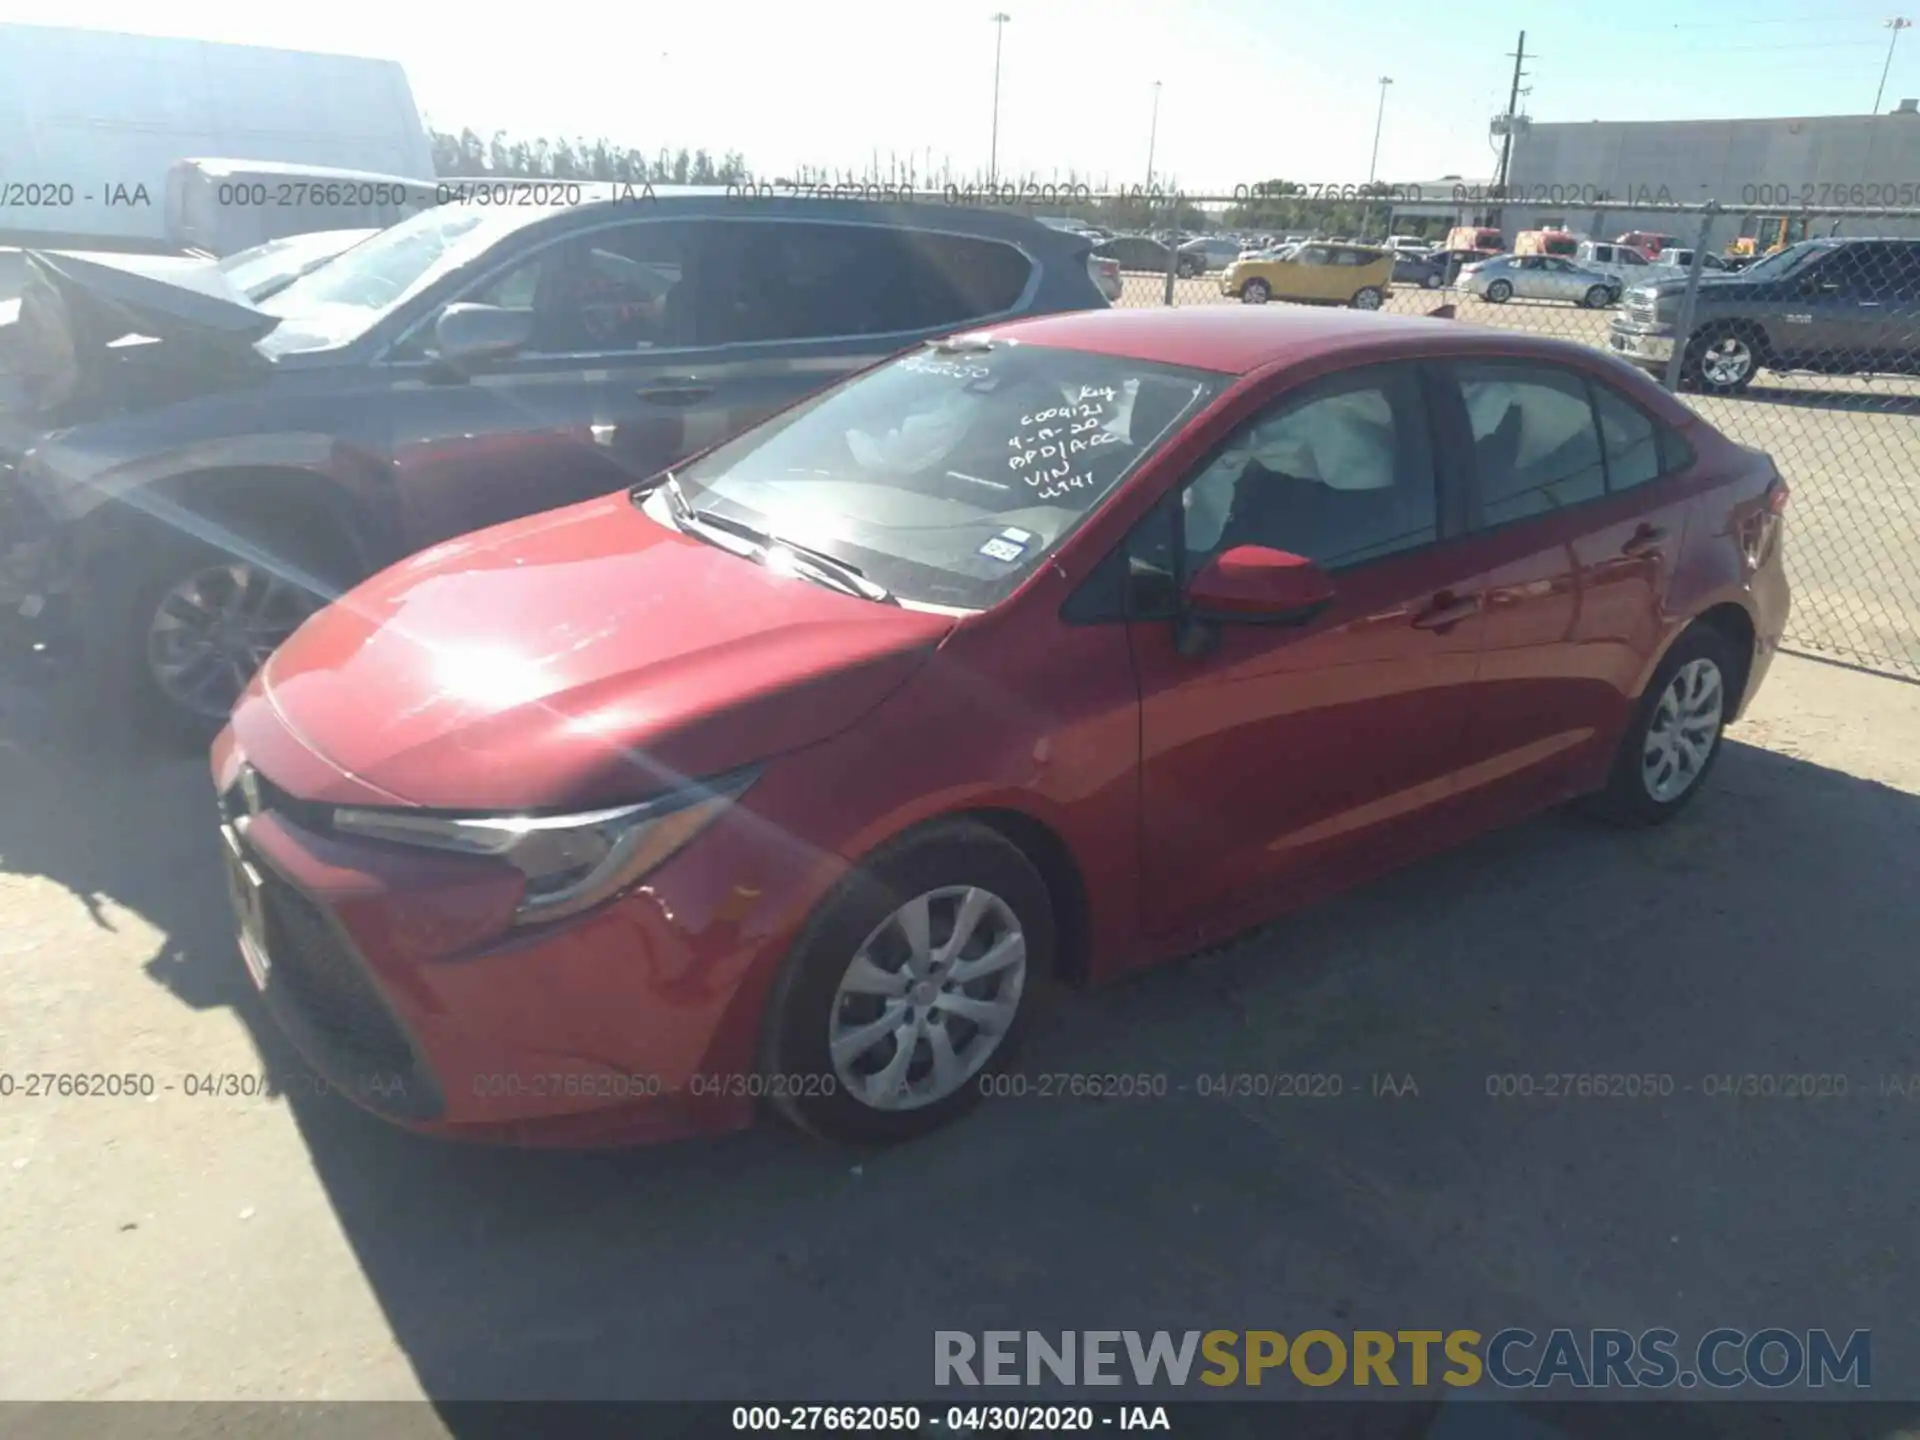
(1454, 361, 1606, 525)
(701, 222, 1027, 345)
(1180, 363, 1438, 575)
(452, 221, 691, 356)
(1298, 245, 1333, 265)
(1619, 248, 1648, 266)
(1589, 382, 1662, 492)
(1590, 245, 1613, 264)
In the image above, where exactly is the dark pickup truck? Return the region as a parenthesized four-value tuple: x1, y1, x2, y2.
(1608, 236, 1920, 394)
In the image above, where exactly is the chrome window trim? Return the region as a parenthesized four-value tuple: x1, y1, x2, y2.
(373, 212, 1045, 369)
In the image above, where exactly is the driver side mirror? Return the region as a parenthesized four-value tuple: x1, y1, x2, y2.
(433, 303, 535, 371)
(1186, 545, 1336, 623)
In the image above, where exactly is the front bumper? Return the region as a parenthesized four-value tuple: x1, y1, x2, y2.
(209, 713, 834, 1147)
(1609, 327, 1675, 365)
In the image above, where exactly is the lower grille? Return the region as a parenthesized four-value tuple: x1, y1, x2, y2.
(255, 869, 427, 1114)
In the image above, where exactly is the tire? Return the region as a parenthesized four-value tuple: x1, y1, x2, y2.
(1582, 285, 1612, 309)
(1683, 324, 1762, 395)
(1422, 271, 1442, 289)
(1581, 625, 1738, 827)
(67, 509, 358, 751)
(1350, 286, 1384, 311)
(1485, 279, 1513, 303)
(1240, 278, 1271, 304)
(760, 819, 1056, 1144)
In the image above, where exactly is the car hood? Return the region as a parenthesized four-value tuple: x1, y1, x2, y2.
(253, 493, 959, 812)
(1, 250, 274, 418)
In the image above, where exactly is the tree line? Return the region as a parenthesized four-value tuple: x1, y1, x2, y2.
(423, 128, 1440, 237)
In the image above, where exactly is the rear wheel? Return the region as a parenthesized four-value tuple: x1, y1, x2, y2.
(1582, 284, 1612, 309)
(760, 820, 1055, 1144)
(1350, 286, 1384, 310)
(1582, 626, 1737, 827)
(1240, 278, 1271, 304)
(1485, 278, 1513, 303)
(1421, 270, 1442, 289)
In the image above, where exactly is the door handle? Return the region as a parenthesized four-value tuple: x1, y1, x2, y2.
(1410, 591, 1482, 630)
(1621, 524, 1667, 558)
(636, 383, 714, 405)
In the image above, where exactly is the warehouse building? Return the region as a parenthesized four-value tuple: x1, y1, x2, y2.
(1496, 105, 1920, 249)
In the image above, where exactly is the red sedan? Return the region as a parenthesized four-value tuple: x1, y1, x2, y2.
(211, 305, 1791, 1146)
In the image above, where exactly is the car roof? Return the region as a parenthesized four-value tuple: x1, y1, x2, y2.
(967, 304, 1599, 376)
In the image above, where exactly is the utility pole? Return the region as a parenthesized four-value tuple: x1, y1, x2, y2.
(1146, 80, 1162, 190)
(1494, 30, 1529, 195)
(1875, 17, 1912, 114)
(989, 13, 1011, 186)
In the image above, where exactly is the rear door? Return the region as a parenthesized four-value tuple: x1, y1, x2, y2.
(1130, 360, 1488, 941)
(1432, 357, 1695, 824)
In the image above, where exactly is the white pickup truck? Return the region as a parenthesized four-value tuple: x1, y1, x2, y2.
(1570, 239, 1658, 285)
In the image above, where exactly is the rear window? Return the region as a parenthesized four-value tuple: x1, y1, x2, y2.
(662, 340, 1227, 609)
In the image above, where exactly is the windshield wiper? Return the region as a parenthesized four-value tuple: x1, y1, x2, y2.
(640, 474, 895, 605)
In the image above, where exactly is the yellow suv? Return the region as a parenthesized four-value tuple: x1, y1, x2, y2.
(1220, 242, 1394, 309)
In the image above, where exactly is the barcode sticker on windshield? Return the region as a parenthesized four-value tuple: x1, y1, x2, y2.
(979, 536, 1027, 564)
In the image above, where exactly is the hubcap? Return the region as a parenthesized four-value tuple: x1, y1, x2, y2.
(146, 562, 315, 719)
(1354, 290, 1380, 310)
(1701, 337, 1753, 386)
(1641, 658, 1725, 803)
(827, 885, 1027, 1111)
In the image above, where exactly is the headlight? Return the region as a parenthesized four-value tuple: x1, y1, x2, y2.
(333, 767, 758, 925)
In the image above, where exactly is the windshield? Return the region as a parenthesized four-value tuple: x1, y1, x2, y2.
(657, 341, 1227, 610)
(253, 205, 537, 353)
(1739, 241, 1828, 281)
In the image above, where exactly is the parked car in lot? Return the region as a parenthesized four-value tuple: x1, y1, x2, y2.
(1088, 254, 1125, 303)
(1609, 236, 1920, 394)
(1221, 242, 1394, 308)
(0, 193, 1109, 740)
(1179, 237, 1244, 273)
(210, 304, 1791, 1146)
(1392, 250, 1447, 289)
(1644, 247, 1734, 280)
(1094, 235, 1202, 277)
(1618, 231, 1682, 260)
(1460, 253, 1622, 308)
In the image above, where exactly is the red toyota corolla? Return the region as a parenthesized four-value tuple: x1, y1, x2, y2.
(211, 305, 1790, 1146)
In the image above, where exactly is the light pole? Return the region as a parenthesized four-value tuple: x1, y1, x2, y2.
(1875, 17, 1912, 114)
(1145, 80, 1162, 190)
(989, 12, 1011, 186)
(1368, 76, 1393, 182)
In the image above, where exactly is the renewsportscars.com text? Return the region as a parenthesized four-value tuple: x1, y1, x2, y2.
(934, 1329, 1871, 1390)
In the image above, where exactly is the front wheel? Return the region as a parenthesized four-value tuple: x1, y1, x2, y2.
(1581, 626, 1737, 827)
(1239, 278, 1271, 304)
(759, 820, 1055, 1144)
(1684, 326, 1761, 395)
(1422, 270, 1443, 289)
(1350, 286, 1384, 311)
(69, 515, 353, 750)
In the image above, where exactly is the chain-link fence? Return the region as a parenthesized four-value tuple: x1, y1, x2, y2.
(1007, 187, 1920, 678)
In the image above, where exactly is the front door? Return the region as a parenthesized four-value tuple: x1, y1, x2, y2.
(1131, 361, 1487, 942)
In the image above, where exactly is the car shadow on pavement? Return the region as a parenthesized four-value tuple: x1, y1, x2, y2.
(4, 685, 1920, 1424)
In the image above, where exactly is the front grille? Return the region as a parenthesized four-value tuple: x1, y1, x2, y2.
(254, 867, 426, 1115)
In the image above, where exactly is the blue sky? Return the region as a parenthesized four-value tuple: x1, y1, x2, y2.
(10, 0, 1910, 190)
